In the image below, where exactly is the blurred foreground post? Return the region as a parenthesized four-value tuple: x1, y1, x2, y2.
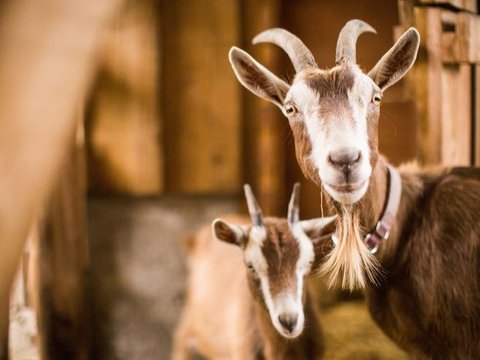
(35, 122, 90, 359)
(0, 0, 122, 357)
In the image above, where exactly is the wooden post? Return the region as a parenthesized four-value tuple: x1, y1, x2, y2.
(36, 122, 90, 359)
(407, 6, 473, 165)
(241, 0, 285, 215)
(161, 0, 242, 195)
(0, 0, 122, 349)
(86, 0, 164, 195)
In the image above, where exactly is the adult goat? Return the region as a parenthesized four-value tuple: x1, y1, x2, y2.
(229, 19, 480, 359)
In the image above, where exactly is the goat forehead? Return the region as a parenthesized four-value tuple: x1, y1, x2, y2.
(291, 66, 375, 109)
(261, 221, 300, 267)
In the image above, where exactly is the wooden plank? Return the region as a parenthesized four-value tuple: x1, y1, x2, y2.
(241, 0, 284, 215)
(440, 64, 472, 164)
(0, 0, 121, 348)
(419, 0, 476, 13)
(36, 122, 91, 359)
(87, 0, 163, 195)
(161, 0, 241, 194)
(411, 7, 444, 164)
(403, 7, 473, 166)
(441, 12, 480, 64)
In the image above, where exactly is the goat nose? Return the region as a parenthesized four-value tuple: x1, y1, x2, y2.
(328, 148, 361, 168)
(278, 313, 298, 333)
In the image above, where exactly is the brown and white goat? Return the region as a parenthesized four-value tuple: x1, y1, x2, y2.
(172, 184, 335, 360)
(230, 19, 480, 359)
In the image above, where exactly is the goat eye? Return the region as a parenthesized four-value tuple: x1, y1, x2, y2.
(247, 263, 255, 272)
(284, 104, 297, 116)
(372, 93, 382, 105)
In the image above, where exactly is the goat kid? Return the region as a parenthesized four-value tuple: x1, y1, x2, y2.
(229, 20, 480, 359)
(172, 184, 336, 360)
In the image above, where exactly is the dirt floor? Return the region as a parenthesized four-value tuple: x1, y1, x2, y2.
(88, 196, 408, 360)
(88, 195, 239, 360)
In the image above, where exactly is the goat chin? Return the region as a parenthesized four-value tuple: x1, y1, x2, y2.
(320, 205, 381, 291)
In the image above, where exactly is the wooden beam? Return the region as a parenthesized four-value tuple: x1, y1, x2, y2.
(0, 0, 122, 348)
(419, 0, 477, 13)
(161, 0, 242, 194)
(86, 0, 163, 195)
(241, 0, 285, 215)
(36, 123, 90, 359)
(411, 7, 444, 164)
(441, 12, 480, 64)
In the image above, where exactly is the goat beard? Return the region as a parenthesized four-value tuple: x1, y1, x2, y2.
(320, 204, 382, 291)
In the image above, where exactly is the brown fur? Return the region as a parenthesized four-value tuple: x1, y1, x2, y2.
(261, 222, 300, 299)
(172, 216, 325, 360)
(359, 161, 480, 359)
(287, 66, 480, 359)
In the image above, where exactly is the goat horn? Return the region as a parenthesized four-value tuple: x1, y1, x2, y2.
(253, 28, 317, 73)
(288, 183, 301, 225)
(243, 184, 264, 227)
(335, 19, 376, 65)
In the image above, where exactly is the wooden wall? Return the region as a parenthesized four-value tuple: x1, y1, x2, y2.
(85, 0, 480, 213)
(160, 0, 242, 195)
(401, 0, 478, 167)
(86, 0, 163, 195)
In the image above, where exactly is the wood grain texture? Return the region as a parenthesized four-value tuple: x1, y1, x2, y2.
(161, 0, 241, 194)
(241, 0, 285, 215)
(441, 12, 480, 64)
(440, 63, 471, 165)
(419, 0, 477, 13)
(410, 8, 472, 166)
(411, 7, 444, 164)
(87, 0, 163, 195)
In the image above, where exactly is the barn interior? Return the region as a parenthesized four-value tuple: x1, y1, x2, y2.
(2, 0, 480, 359)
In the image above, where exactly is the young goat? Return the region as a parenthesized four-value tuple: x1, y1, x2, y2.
(229, 19, 480, 359)
(172, 184, 336, 360)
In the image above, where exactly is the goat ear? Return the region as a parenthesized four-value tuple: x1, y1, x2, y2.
(229, 46, 290, 111)
(368, 28, 420, 91)
(212, 218, 247, 247)
(300, 215, 337, 243)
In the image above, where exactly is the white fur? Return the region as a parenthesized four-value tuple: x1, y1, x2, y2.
(244, 223, 316, 338)
(287, 67, 376, 204)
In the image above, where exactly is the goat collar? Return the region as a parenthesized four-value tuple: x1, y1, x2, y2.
(363, 164, 402, 254)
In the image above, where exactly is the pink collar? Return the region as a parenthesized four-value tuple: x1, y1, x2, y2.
(364, 165, 402, 253)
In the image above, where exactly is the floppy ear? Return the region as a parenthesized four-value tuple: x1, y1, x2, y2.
(368, 27, 420, 91)
(229, 46, 290, 111)
(300, 215, 337, 243)
(212, 218, 247, 247)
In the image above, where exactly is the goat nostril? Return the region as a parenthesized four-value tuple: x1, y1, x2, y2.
(328, 149, 361, 167)
(278, 313, 298, 332)
(353, 151, 361, 163)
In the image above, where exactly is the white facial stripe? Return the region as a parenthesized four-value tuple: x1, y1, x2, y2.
(292, 222, 315, 276)
(249, 225, 267, 245)
(286, 81, 320, 116)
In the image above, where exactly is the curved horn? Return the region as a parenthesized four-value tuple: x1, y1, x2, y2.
(336, 19, 376, 64)
(288, 183, 301, 225)
(243, 184, 264, 227)
(253, 28, 317, 73)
